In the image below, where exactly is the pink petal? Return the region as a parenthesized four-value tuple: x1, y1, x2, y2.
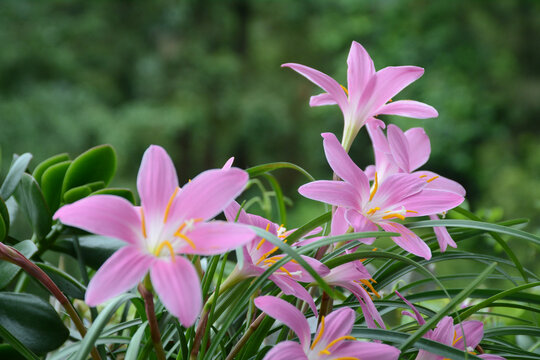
(430, 214, 457, 252)
(282, 255, 330, 282)
(180, 221, 255, 255)
(342, 282, 385, 329)
(379, 222, 432, 260)
(331, 207, 350, 236)
(414, 171, 466, 196)
(223, 201, 251, 225)
(405, 127, 431, 171)
(318, 307, 355, 345)
(322, 132, 370, 201)
(347, 41, 375, 106)
(222, 157, 234, 170)
(85, 246, 154, 306)
(345, 209, 377, 245)
(387, 124, 411, 173)
(378, 100, 438, 119)
(262, 341, 307, 360)
(270, 275, 318, 316)
(330, 341, 400, 360)
(282, 63, 349, 114)
(310, 93, 337, 107)
(431, 316, 455, 346)
(453, 320, 484, 350)
(400, 189, 464, 216)
(168, 168, 248, 223)
(368, 66, 425, 113)
(373, 173, 425, 209)
(137, 145, 179, 226)
(150, 256, 202, 327)
(54, 195, 142, 247)
(365, 165, 376, 180)
(254, 296, 311, 350)
(395, 291, 426, 325)
(298, 180, 360, 209)
(325, 261, 371, 283)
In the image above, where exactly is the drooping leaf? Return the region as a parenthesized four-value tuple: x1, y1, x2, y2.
(0, 153, 32, 200)
(61, 145, 117, 195)
(92, 188, 136, 204)
(0, 240, 38, 289)
(41, 160, 71, 213)
(63, 185, 92, 204)
(36, 262, 86, 299)
(32, 153, 70, 187)
(52, 235, 125, 270)
(13, 173, 52, 241)
(0, 197, 10, 240)
(0, 292, 69, 354)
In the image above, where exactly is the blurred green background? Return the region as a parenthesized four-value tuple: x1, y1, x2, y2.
(1, 0, 538, 235)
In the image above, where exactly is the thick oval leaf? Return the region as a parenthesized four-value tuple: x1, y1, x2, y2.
(62, 145, 117, 195)
(13, 173, 52, 241)
(0, 197, 9, 239)
(52, 235, 124, 270)
(36, 262, 86, 299)
(32, 153, 70, 186)
(0, 292, 69, 354)
(63, 185, 92, 204)
(0, 326, 39, 360)
(41, 160, 71, 213)
(0, 240, 38, 289)
(0, 153, 32, 200)
(92, 188, 136, 205)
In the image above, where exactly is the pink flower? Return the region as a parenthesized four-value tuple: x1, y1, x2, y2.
(365, 122, 466, 251)
(282, 41, 438, 151)
(299, 133, 464, 260)
(395, 292, 505, 360)
(254, 295, 400, 360)
(224, 201, 328, 314)
(54, 145, 255, 326)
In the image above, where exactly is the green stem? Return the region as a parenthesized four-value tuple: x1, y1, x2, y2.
(224, 312, 265, 360)
(138, 282, 166, 360)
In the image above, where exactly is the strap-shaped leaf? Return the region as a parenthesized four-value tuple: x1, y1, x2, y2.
(0, 153, 32, 200)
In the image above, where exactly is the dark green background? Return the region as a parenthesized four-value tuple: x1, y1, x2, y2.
(1, 0, 538, 233)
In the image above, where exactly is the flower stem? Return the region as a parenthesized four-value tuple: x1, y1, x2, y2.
(138, 283, 167, 360)
(0, 242, 102, 360)
(224, 312, 265, 360)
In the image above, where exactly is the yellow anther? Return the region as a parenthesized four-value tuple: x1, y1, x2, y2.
(256, 223, 271, 250)
(360, 279, 381, 298)
(319, 336, 357, 355)
(340, 84, 349, 96)
(311, 316, 325, 349)
(173, 230, 196, 250)
(382, 213, 406, 221)
(154, 241, 176, 262)
(140, 208, 147, 238)
(369, 173, 379, 201)
(279, 266, 293, 277)
(255, 246, 279, 265)
(406, 210, 418, 214)
(366, 207, 380, 215)
(426, 176, 439, 183)
(333, 357, 360, 360)
(419, 174, 428, 178)
(163, 187, 180, 223)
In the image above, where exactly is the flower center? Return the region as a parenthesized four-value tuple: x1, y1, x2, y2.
(154, 240, 176, 262)
(309, 316, 359, 358)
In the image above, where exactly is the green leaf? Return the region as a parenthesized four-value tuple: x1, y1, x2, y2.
(0, 292, 69, 354)
(52, 235, 124, 270)
(0, 153, 32, 200)
(73, 293, 136, 360)
(41, 160, 71, 213)
(92, 188, 136, 204)
(0, 215, 5, 242)
(0, 240, 38, 289)
(124, 322, 148, 360)
(0, 325, 39, 360)
(261, 173, 286, 227)
(246, 162, 315, 181)
(63, 185, 92, 204)
(32, 153, 70, 186)
(0, 197, 10, 240)
(36, 262, 86, 299)
(62, 145, 117, 195)
(13, 173, 52, 241)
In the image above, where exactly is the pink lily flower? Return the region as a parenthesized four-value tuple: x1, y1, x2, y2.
(254, 295, 401, 360)
(299, 133, 464, 260)
(54, 145, 255, 327)
(365, 122, 466, 251)
(224, 201, 329, 314)
(396, 292, 505, 360)
(282, 41, 438, 151)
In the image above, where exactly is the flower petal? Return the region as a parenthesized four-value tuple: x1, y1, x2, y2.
(372, 173, 425, 210)
(299, 180, 360, 209)
(179, 221, 255, 255)
(453, 320, 484, 350)
(310, 93, 337, 107)
(387, 124, 411, 173)
(54, 195, 142, 247)
(282, 63, 349, 113)
(137, 145, 179, 226)
(262, 341, 307, 360)
(168, 168, 248, 222)
(222, 157, 234, 170)
(318, 307, 355, 345)
(395, 291, 425, 325)
(378, 100, 438, 119)
(400, 189, 464, 216)
(322, 132, 370, 201)
(150, 256, 202, 327)
(379, 222, 432, 260)
(345, 209, 377, 245)
(85, 246, 154, 306)
(414, 171, 466, 196)
(254, 296, 311, 350)
(330, 341, 400, 360)
(368, 66, 425, 113)
(223, 201, 251, 225)
(404, 127, 431, 170)
(347, 41, 376, 106)
(324, 261, 371, 283)
(430, 214, 457, 252)
(431, 316, 455, 345)
(342, 282, 385, 329)
(270, 275, 318, 316)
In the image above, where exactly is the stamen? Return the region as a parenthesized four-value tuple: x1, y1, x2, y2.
(369, 172, 379, 201)
(310, 316, 326, 349)
(366, 207, 380, 215)
(318, 336, 356, 355)
(255, 246, 279, 265)
(340, 84, 349, 96)
(360, 279, 381, 298)
(426, 176, 439, 183)
(382, 213, 405, 221)
(255, 224, 271, 250)
(279, 266, 293, 277)
(140, 208, 147, 238)
(163, 187, 180, 223)
(419, 175, 428, 178)
(406, 210, 418, 214)
(333, 357, 360, 360)
(175, 232, 196, 250)
(154, 241, 176, 262)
